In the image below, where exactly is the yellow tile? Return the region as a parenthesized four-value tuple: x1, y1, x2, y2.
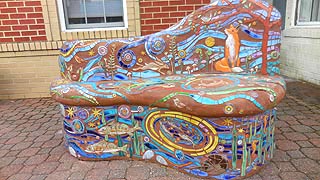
(23, 43, 30, 51)
(89, 31, 95, 39)
(1, 44, 8, 51)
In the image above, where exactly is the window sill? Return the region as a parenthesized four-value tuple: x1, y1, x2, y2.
(283, 26, 320, 39)
(62, 26, 128, 33)
(292, 24, 320, 28)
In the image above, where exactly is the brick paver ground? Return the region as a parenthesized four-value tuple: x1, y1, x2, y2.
(0, 78, 319, 180)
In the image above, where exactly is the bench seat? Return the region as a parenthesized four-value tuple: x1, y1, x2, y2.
(51, 73, 285, 117)
(51, 0, 286, 179)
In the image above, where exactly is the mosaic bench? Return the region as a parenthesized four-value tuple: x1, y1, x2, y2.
(50, 0, 286, 179)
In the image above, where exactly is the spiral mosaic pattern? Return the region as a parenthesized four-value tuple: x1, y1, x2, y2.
(98, 46, 108, 56)
(147, 37, 166, 56)
(118, 50, 137, 68)
(118, 105, 132, 119)
(72, 119, 85, 134)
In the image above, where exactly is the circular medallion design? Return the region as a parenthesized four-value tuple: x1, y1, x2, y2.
(72, 119, 84, 134)
(217, 145, 224, 152)
(118, 50, 137, 69)
(147, 37, 166, 56)
(98, 46, 108, 56)
(71, 73, 79, 81)
(269, 94, 275, 102)
(205, 37, 215, 47)
(144, 136, 150, 142)
(224, 104, 234, 114)
(178, 50, 187, 58)
(77, 109, 89, 120)
(118, 105, 132, 119)
(137, 106, 144, 113)
(271, 50, 280, 59)
(144, 111, 219, 157)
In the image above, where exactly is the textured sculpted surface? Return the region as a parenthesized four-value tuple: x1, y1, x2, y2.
(50, 0, 285, 179)
(58, 0, 282, 83)
(62, 106, 277, 179)
(52, 74, 286, 117)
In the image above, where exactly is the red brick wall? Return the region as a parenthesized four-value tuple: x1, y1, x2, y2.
(0, 0, 46, 43)
(140, 0, 211, 35)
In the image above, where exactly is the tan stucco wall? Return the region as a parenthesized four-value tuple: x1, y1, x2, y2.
(0, 51, 59, 99)
(0, 0, 141, 99)
(280, 0, 320, 85)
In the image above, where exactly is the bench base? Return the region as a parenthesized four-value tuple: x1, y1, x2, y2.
(61, 104, 276, 179)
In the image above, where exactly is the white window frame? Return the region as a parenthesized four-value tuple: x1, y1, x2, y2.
(57, 0, 128, 32)
(296, 0, 320, 26)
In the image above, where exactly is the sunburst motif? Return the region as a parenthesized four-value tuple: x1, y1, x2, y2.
(222, 118, 233, 126)
(92, 108, 101, 118)
(238, 128, 245, 133)
(88, 122, 96, 128)
(88, 50, 95, 56)
(66, 107, 75, 117)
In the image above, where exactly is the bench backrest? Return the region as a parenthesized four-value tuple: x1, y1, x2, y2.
(59, 0, 282, 82)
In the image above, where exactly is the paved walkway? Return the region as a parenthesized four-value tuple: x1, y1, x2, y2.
(0, 79, 319, 180)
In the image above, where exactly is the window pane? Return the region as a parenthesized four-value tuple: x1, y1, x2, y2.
(86, 0, 105, 23)
(273, 0, 287, 29)
(311, 0, 320, 21)
(105, 0, 123, 22)
(65, 0, 86, 24)
(63, 0, 125, 29)
(299, 0, 313, 22)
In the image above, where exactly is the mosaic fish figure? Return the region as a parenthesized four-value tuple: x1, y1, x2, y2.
(133, 58, 170, 75)
(160, 120, 195, 147)
(98, 121, 142, 136)
(214, 24, 243, 73)
(85, 141, 128, 154)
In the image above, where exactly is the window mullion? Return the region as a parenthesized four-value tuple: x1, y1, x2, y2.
(297, 0, 301, 24)
(103, 0, 107, 23)
(83, 0, 88, 24)
(310, 0, 314, 21)
(312, 0, 320, 21)
(63, 0, 70, 28)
